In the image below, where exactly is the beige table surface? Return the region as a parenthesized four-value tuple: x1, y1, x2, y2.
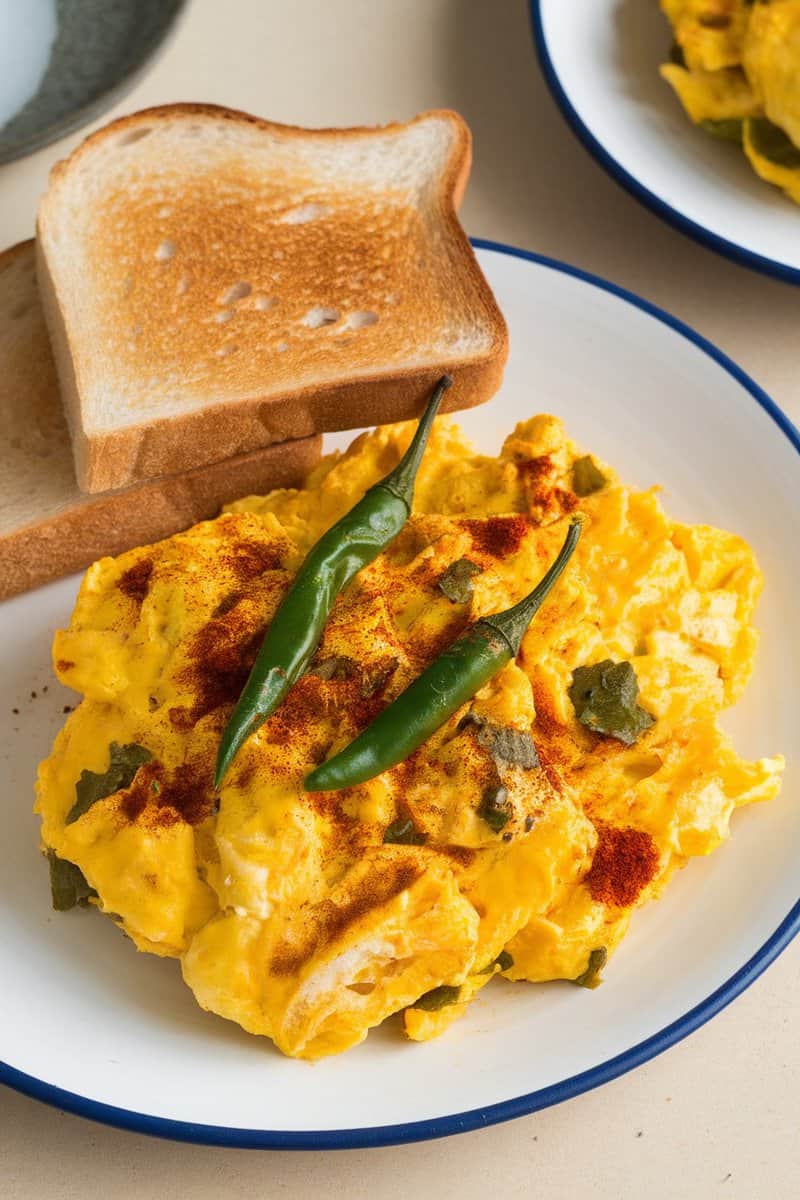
(2, 1, 798, 1196)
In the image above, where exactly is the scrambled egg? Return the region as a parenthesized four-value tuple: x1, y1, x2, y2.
(659, 0, 800, 204)
(36, 415, 783, 1059)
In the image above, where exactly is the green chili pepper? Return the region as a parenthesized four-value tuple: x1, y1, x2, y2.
(412, 984, 462, 1012)
(215, 375, 452, 788)
(700, 118, 744, 145)
(746, 117, 800, 168)
(304, 516, 583, 792)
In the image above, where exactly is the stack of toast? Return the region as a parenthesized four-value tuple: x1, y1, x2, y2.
(1, 104, 507, 600)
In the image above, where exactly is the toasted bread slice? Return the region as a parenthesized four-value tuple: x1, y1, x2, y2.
(36, 105, 507, 494)
(0, 241, 321, 600)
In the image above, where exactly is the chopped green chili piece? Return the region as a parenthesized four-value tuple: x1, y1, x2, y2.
(572, 455, 607, 497)
(668, 41, 686, 67)
(463, 715, 540, 769)
(413, 984, 462, 1012)
(573, 947, 608, 989)
(569, 660, 655, 746)
(479, 724, 539, 768)
(477, 783, 512, 833)
(308, 655, 358, 681)
(478, 949, 514, 975)
(438, 558, 482, 604)
(48, 851, 96, 911)
(747, 117, 800, 167)
(383, 817, 426, 846)
(700, 118, 744, 144)
(66, 742, 152, 825)
(360, 658, 399, 699)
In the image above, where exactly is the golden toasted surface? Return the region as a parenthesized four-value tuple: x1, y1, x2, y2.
(36, 414, 783, 1057)
(91, 177, 484, 412)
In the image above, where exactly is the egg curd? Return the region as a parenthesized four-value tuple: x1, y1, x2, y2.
(659, 0, 800, 204)
(36, 414, 783, 1059)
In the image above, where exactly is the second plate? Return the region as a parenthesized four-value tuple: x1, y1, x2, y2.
(531, 0, 800, 284)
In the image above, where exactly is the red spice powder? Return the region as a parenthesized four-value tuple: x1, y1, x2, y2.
(517, 458, 579, 520)
(408, 612, 471, 667)
(264, 672, 389, 755)
(438, 845, 477, 870)
(519, 454, 554, 479)
(270, 861, 422, 976)
(169, 607, 270, 730)
(220, 540, 285, 580)
(585, 823, 659, 908)
(117, 559, 154, 605)
(555, 488, 579, 513)
(459, 516, 533, 560)
(119, 761, 213, 827)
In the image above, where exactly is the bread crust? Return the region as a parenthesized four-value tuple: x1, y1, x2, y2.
(0, 429, 321, 601)
(37, 105, 508, 494)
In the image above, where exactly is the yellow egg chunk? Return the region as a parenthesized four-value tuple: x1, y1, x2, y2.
(659, 63, 760, 124)
(659, 0, 800, 204)
(36, 414, 782, 1057)
(742, 0, 800, 148)
(660, 0, 752, 71)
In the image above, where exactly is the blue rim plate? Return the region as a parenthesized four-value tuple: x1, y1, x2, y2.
(530, 1, 800, 286)
(2, 240, 798, 1148)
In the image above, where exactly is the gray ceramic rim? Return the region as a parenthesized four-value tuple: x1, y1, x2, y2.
(0, 0, 188, 166)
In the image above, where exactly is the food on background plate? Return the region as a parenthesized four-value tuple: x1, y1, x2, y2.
(36, 103, 507, 494)
(36, 411, 783, 1059)
(659, 0, 800, 204)
(0, 240, 321, 601)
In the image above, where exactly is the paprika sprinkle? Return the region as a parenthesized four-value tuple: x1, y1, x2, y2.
(585, 823, 659, 909)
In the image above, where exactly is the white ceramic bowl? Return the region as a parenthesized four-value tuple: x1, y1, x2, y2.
(531, 0, 800, 284)
(1, 243, 798, 1147)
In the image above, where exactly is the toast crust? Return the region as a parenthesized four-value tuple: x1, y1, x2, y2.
(37, 105, 508, 493)
(1, 240, 321, 600)
(0, 432, 321, 601)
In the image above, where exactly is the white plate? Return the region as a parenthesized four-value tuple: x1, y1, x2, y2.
(2, 243, 798, 1148)
(531, 1, 800, 284)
